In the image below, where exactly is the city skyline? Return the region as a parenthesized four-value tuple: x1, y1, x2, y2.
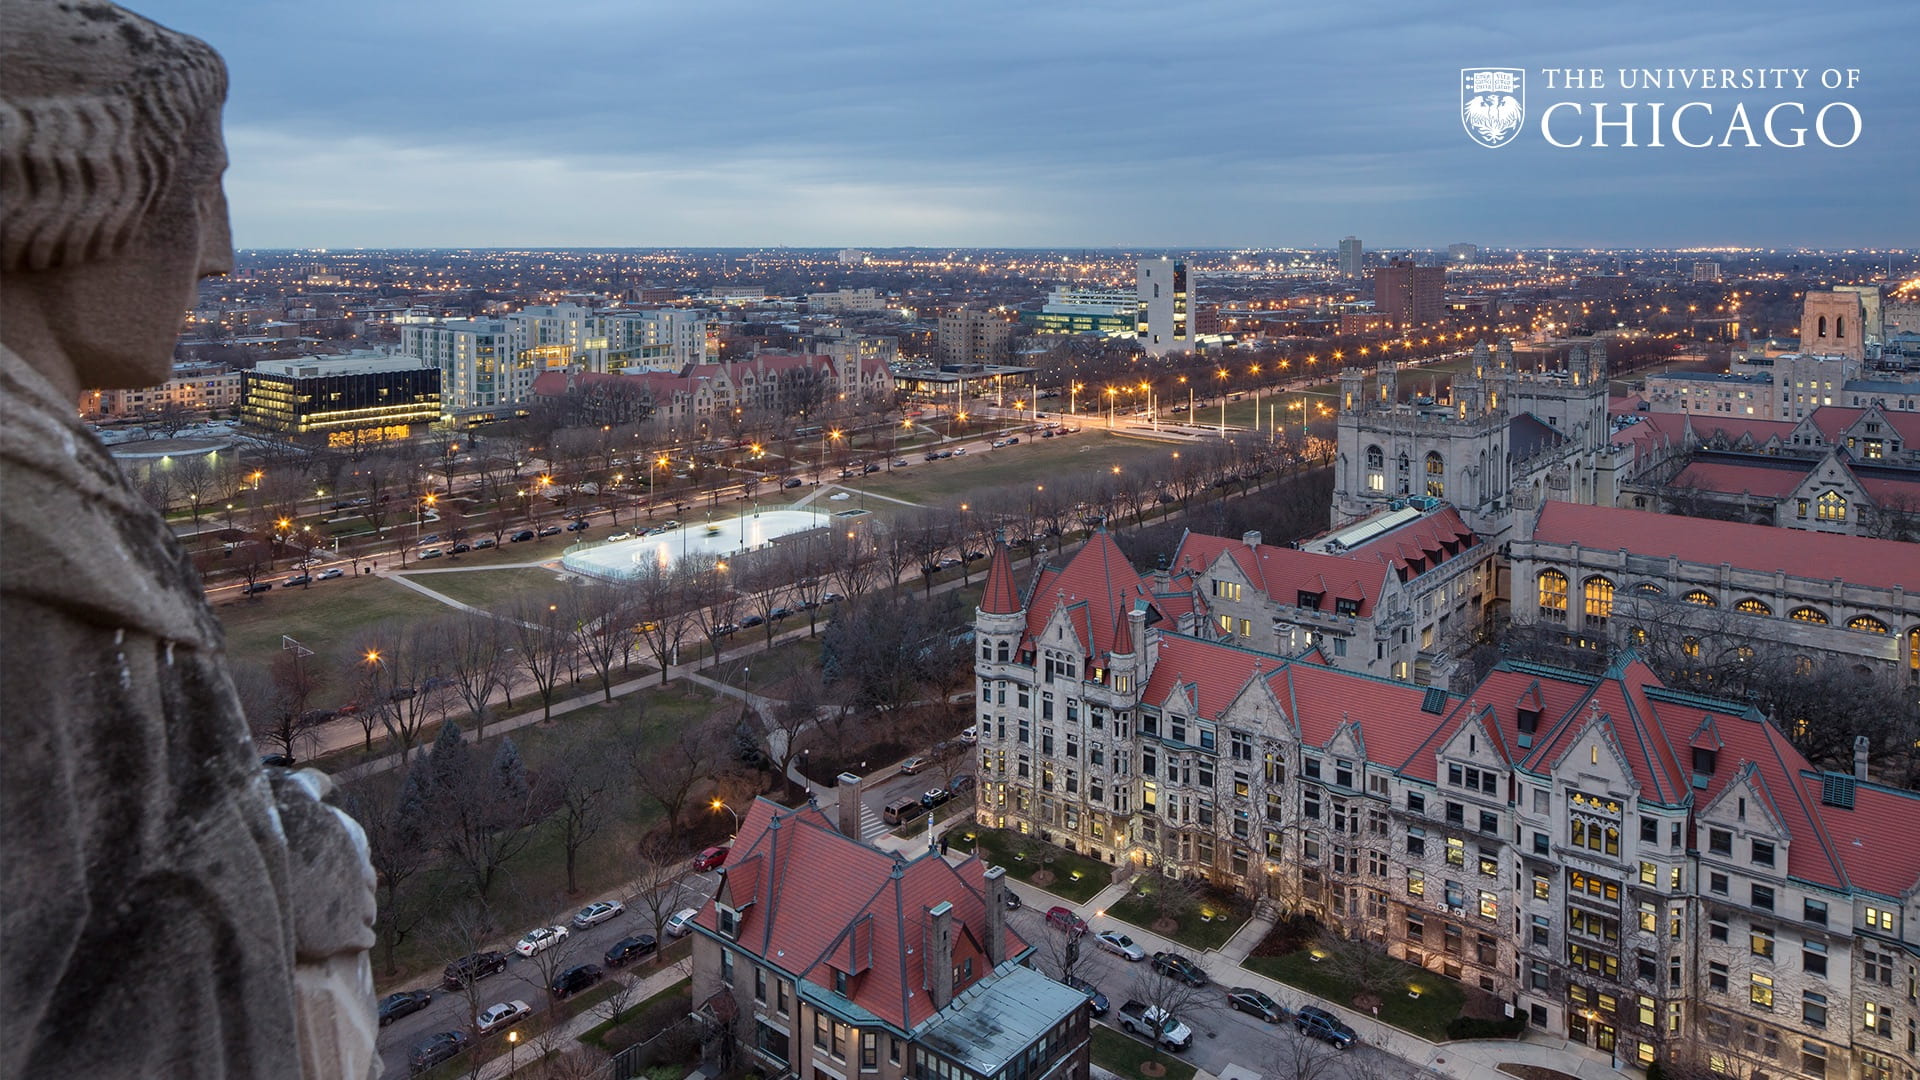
(141, 0, 1917, 251)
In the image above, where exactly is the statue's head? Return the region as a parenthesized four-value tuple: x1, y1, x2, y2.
(0, 1, 233, 390)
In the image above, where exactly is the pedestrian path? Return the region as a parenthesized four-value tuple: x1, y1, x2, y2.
(468, 954, 692, 1080)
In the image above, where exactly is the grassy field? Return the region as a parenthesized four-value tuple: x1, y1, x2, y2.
(1106, 890, 1248, 953)
(1243, 948, 1464, 1042)
(856, 431, 1186, 508)
(215, 574, 451, 701)
(1089, 1026, 1198, 1080)
(400, 566, 581, 610)
(947, 827, 1111, 904)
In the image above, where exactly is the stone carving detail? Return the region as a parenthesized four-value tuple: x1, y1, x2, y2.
(1, 3, 377, 1076)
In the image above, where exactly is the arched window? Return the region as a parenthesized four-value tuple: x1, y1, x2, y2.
(1365, 445, 1384, 492)
(996, 641, 1010, 662)
(1682, 636, 1702, 659)
(1538, 569, 1568, 617)
(1816, 490, 1847, 522)
(1583, 577, 1614, 626)
(1634, 582, 1664, 596)
(1847, 615, 1889, 634)
(1735, 646, 1755, 664)
(1366, 445, 1384, 470)
(1736, 598, 1773, 616)
(1682, 590, 1718, 608)
(1836, 316, 1845, 340)
(1818, 315, 1828, 337)
(1908, 628, 1919, 673)
(1425, 451, 1445, 498)
(1793, 655, 1815, 677)
(1789, 607, 1830, 625)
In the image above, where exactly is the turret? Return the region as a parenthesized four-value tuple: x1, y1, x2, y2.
(976, 536, 1024, 663)
(1375, 358, 1398, 405)
(1339, 367, 1365, 414)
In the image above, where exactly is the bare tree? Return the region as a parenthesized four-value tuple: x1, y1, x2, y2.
(340, 774, 437, 976)
(629, 831, 692, 948)
(1261, 1023, 1347, 1080)
(551, 740, 614, 895)
(507, 591, 574, 721)
(568, 581, 635, 702)
(352, 620, 451, 769)
(433, 608, 514, 740)
(1123, 959, 1219, 1069)
(634, 562, 700, 685)
(235, 650, 326, 761)
(428, 726, 543, 902)
(631, 710, 722, 831)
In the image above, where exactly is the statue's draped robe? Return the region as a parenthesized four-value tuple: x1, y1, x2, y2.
(1, 344, 374, 1078)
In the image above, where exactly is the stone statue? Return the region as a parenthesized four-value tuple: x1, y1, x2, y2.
(0, 3, 379, 1077)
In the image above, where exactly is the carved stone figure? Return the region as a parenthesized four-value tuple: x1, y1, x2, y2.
(0, 3, 378, 1076)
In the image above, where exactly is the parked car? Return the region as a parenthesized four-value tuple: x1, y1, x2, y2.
(1151, 951, 1208, 987)
(418, 533, 440, 544)
(573, 900, 625, 928)
(692, 845, 730, 872)
(511, 529, 535, 542)
(450, 542, 470, 554)
(550, 963, 604, 1000)
(1045, 906, 1089, 936)
(473, 537, 497, 549)
(822, 592, 844, 604)
(476, 1000, 532, 1036)
(604, 934, 657, 968)
(924, 452, 940, 462)
(783, 477, 804, 489)
(260, 753, 296, 768)
(769, 606, 793, 620)
(1227, 987, 1287, 1023)
(1118, 1000, 1192, 1051)
(952, 448, 966, 456)
(899, 756, 928, 775)
(1004, 889, 1022, 910)
(441, 950, 508, 990)
(892, 459, 908, 467)
(317, 567, 345, 580)
(417, 548, 443, 559)
(950, 773, 976, 794)
(283, 573, 312, 587)
(958, 726, 977, 744)
(407, 1031, 470, 1074)
(863, 463, 881, 474)
(378, 989, 434, 1027)
(1095, 930, 1146, 961)
(739, 614, 764, 628)
(1063, 974, 1109, 1016)
(566, 520, 589, 531)
(919, 788, 950, 809)
(606, 532, 633, 543)
(540, 525, 564, 536)
(513, 925, 569, 957)
(1295, 1005, 1357, 1048)
(242, 582, 273, 594)
(664, 908, 699, 937)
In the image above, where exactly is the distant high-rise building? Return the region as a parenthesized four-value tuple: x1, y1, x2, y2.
(1692, 260, 1722, 283)
(1338, 236, 1364, 278)
(1448, 243, 1478, 263)
(402, 319, 522, 411)
(938, 307, 1015, 365)
(1135, 257, 1194, 355)
(1373, 258, 1445, 328)
(837, 248, 871, 266)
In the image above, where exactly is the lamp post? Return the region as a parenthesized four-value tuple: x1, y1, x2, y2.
(507, 1031, 518, 1074)
(1217, 368, 1229, 436)
(711, 798, 742, 835)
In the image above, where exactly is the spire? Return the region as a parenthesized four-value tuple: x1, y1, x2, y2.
(980, 535, 1021, 615)
(1111, 604, 1134, 656)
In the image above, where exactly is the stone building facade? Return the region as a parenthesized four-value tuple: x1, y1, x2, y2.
(973, 529, 1920, 1077)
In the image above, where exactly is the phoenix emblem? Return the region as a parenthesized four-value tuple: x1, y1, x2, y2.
(1461, 68, 1525, 148)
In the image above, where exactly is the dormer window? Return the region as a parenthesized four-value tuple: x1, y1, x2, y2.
(717, 905, 740, 938)
(1516, 708, 1539, 735)
(833, 968, 849, 996)
(1692, 747, 1717, 777)
(1297, 590, 1323, 610)
(1335, 597, 1361, 616)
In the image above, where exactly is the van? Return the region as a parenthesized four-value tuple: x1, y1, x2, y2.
(883, 798, 928, 826)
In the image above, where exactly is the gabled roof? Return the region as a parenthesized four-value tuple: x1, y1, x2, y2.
(1804, 405, 1920, 448)
(1339, 506, 1479, 579)
(1814, 779, 1920, 898)
(1671, 457, 1813, 499)
(1021, 529, 1155, 662)
(979, 541, 1021, 615)
(1529, 500, 1920, 592)
(1169, 532, 1388, 616)
(694, 798, 1027, 1032)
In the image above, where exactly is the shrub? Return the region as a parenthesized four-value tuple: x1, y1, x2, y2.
(1444, 1015, 1526, 1041)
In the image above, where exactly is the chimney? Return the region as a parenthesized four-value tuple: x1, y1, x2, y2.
(983, 867, 1008, 967)
(837, 772, 864, 839)
(926, 901, 955, 1010)
(1854, 735, 1870, 781)
(1241, 530, 1262, 549)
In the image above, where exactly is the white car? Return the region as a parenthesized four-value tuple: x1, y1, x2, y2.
(1096, 930, 1146, 961)
(476, 999, 532, 1036)
(513, 925, 569, 957)
(664, 908, 699, 938)
(317, 568, 345, 580)
(573, 900, 625, 928)
(958, 726, 978, 744)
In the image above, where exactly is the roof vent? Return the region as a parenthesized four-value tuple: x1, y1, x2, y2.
(1421, 687, 1449, 715)
(1819, 773, 1856, 810)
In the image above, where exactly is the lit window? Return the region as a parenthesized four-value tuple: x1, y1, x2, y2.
(1538, 570, 1568, 617)
(1583, 577, 1613, 625)
(1790, 607, 1830, 625)
(1815, 490, 1847, 522)
(1847, 615, 1889, 634)
(1736, 597, 1772, 616)
(1682, 590, 1717, 607)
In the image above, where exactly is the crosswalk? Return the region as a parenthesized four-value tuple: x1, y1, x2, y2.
(859, 801, 888, 840)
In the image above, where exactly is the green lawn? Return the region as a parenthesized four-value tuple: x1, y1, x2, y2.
(1243, 948, 1464, 1042)
(946, 827, 1111, 903)
(214, 574, 450, 702)
(1106, 890, 1248, 953)
(579, 975, 692, 1052)
(400, 566, 578, 610)
(856, 432, 1183, 508)
(1089, 1026, 1198, 1080)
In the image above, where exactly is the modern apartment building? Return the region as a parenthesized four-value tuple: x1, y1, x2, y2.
(972, 527, 1920, 1076)
(1135, 258, 1193, 355)
(1339, 236, 1364, 279)
(939, 307, 1016, 366)
(240, 351, 440, 441)
(1373, 259, 1445, 328)
(689, 798, 1089, 1080)
(400, 318, 523, 411)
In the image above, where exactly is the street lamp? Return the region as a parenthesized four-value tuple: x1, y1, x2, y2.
(508, 1031, 518, 1074)
(711, 798, 742, 834)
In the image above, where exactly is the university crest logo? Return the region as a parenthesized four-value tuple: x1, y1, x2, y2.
(1461, 68, 1525, 148)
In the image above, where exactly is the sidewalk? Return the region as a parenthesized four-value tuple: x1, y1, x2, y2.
(470, 954, 692, 1080)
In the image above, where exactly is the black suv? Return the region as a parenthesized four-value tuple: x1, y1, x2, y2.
(605, 934, 657, 968)
(1150, 951, 1208, 987)
(551, 963, 605, 999)
(441, 949, 507, 990)
(408, 1031, 470, 1074)
(1295, 1005, 1357, 1048)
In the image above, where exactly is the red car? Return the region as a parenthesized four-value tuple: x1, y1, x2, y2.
(1045, 905, 1089, 936)
(692, 845, 730, 872)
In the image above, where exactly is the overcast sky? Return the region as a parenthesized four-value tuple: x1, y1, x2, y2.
(139, 0, 1917, 250)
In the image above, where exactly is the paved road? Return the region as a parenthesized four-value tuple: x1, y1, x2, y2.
(374, 872, 717, 1080)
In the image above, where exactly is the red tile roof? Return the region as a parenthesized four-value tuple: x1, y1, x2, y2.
(1856, 471, 1920, 509)
(1022, 530, 1156, 662)
(1340, 506, 1479, 579)
(1815, 780, 1920, 898)
(698, 798, 1028, 1032)
(1671, 459, 1807, 499)
(1805, 406, 1920, 447)
(1170, 533, 1389, 617)
(1530, 500, 1920, 592)
(980, 542, 1021, 615)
